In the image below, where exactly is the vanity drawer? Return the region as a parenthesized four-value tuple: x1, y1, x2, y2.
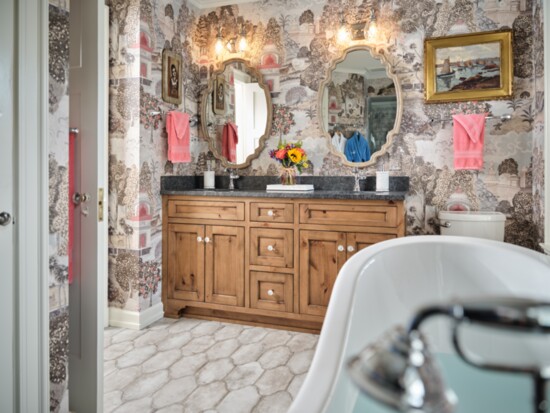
(299, 203, 398, 228)
(250, 202, 294, 223)
(250, 228, 294, 268)
(167, 199, 245, 221)
(250, 271, 293, 313)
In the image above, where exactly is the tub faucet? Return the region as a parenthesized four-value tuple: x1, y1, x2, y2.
(227, 169, 240, 190)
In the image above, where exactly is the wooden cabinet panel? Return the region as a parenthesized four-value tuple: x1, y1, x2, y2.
(299, 203, 397, 228)
(299, 230, 347, 317)
(250, 228, 294, 268)
(205, 226, 245, 307)
(168, 199, 245, 221)
(250, 202, 294, 223)
(347, 232, 397, 258)
(250, 271, 293, 313)
(167, 224, 205, 302)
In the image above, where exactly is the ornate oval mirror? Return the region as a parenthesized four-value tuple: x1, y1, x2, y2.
(200, 59, 272, 168)
(319, 46, 402, 167)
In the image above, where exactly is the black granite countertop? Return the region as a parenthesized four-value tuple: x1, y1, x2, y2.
(161, 175, 409, 200)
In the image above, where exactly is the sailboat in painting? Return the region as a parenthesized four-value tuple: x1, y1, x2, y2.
(437, 57, 455, 78)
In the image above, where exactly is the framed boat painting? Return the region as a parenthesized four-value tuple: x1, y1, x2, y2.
(424, 30, 513, 103)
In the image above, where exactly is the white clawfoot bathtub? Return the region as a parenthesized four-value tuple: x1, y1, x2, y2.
(290, 236, 550, 413)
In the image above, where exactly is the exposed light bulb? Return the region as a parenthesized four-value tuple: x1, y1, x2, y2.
(337, 24, 350, 43)
(367, 20, 378, 40)
(238, 35, 247, 52)
(215, 37, 224, 55)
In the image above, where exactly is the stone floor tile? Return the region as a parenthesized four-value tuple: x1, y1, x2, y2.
(155, 404, 185, 413)
(259, 331, 291, 349)
(104, 327, 124, 338)
(122, 370, 169, 401)
(142, 349, 182, 373)
(170, 353, 208, 379)
(104, 390, 123, 413)
(217, 386, 260, 413)
(116, 345, 156, 369)
(258, 346, 291, 370)
(197, 358, 235, 385)
(151, 376, 197, 409)
(206, 338, 240, 361)
(181, 336, 216, 356)
(287, 372, 307, 400)
(231, 342, 265, 365)
(104, 342, 133, 361)
(104, 366, 141, 393)
(287, 349, 315, 375)
(252, 391, 293, 413)
(168, 318, 202, 334)
(225, 362, 263, 391)
(112, 397, 153, 413)
(286, 333, 319, 353)
(191, 321, 223, 337)
(237, 328, 268, 344)
(110, 329, 145, 345)
(147, 318, 177, 330)
(104, 360, 117, 377)
(157, 332, 192, 352)
(183, 381, 227, 412)
(133, 329, 170, 347)
(255, 366, 293, 396)
(214, 324, 244, 341)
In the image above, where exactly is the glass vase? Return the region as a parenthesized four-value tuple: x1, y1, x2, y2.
(279, 166, 297, 185)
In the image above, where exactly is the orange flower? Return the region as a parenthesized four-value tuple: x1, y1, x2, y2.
(275, 149, 286, 160)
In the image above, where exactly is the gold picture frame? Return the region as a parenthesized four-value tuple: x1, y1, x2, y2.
(212, 76, 226, 115)
(162, 49, 182, 105)
(424, 30, 513, 103)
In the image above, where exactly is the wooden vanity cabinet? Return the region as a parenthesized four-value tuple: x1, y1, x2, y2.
(163, 195, 404, 332)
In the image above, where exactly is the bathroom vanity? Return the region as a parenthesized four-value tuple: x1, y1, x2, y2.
(161, 178, 406, 333)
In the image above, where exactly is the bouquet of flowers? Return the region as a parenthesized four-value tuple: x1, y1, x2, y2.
(269, 141, 309, 185)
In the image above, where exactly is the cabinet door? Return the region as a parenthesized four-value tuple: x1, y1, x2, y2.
(167, 224, 205, 302)
(299, 230, 347, 317)
(346, 232, 397, 259)
(205, 225, 245, 306)
(250, 227, 294, 268)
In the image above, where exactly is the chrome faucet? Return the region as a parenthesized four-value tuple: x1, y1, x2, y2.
(227, 169, 240, 190)
(352, 167, 365, 192)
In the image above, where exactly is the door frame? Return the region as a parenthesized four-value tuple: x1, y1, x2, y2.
(15, 0, 50, 410)
(544, 1, 549, 247)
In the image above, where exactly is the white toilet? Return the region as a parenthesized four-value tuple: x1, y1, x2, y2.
(438, 210, 506, 241)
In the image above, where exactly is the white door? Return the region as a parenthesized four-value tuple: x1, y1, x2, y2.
(0, 0, 16, 411)
(68, 0, 108, 411)
(244, 82, 268, 149)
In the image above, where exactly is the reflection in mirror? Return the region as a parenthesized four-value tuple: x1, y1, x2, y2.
(319, 47, 401, 167)
(201, 59, 272, 168)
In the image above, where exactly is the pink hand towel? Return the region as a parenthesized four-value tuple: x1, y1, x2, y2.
(166, 111, 191, 163)
(452, 113, 486, 170)
(222, 122, 239, 163)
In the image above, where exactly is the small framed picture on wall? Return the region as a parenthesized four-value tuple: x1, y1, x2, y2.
(213, 76, 226, 115)
(162, 49, 182, 105)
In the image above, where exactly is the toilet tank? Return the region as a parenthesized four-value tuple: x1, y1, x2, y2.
(438, 211, 506, 241)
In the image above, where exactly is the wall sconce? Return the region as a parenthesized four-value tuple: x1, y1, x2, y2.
(365, 9, 377, 40)
(215, 23, 248, 55)
(337, 12, 351, 44)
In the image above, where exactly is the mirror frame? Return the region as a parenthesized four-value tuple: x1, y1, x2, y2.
(200, 58, 273, 169)
(318, 45, 403, 168)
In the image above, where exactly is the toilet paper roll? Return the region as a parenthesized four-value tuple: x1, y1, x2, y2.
(204, 171, 215, 189)
(376, 171, 389, 192)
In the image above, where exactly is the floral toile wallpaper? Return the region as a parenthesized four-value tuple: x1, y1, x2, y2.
(107, 0, 545, 314)
(49, 0, 70, 412)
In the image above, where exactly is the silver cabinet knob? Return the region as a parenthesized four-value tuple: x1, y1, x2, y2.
(267, 245, 274, 252)
(72, 192, 91, 206)
(267, 210, 274, 216)
(197, 236, 203, 243)
(337, 245, 345, 252)
(347, 245, 355, 252)
(0, 212, 12, 226)
(267, 289, 274, 296)
(204, 237, 211, 243)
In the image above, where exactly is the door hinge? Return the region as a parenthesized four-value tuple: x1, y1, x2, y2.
(98, 188, 104, 222)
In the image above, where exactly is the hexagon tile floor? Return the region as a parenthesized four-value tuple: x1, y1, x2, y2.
(104, 317, 319, 413)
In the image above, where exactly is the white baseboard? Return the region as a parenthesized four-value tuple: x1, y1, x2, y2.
(108, 301, 164, 330)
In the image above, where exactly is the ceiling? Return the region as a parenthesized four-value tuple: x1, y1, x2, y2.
(188, 0, 258, 9)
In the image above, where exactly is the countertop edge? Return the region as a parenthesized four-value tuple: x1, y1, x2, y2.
(160, 189, 408, 200)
